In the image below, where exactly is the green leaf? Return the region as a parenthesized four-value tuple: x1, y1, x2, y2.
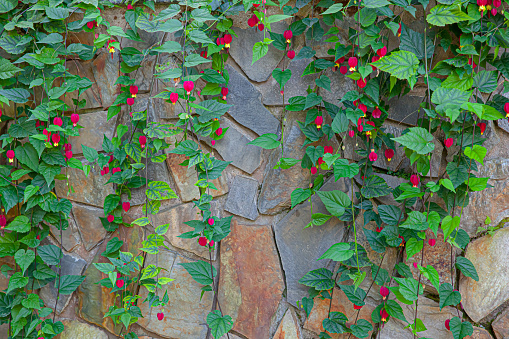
(5, 216, 31, 233)
(55, 275, 86, 294)
(207, 310, 234, 339)
(473, 71, 497, 93)
(45, 6, 70, 20)
(399, 25, 434, 60)
(431, 87, 471, 115)
(180, 260, 217, 285)
(22, 294, 41, 310)
(351, 319, 373, 338)
(316, 190, 351, 217)
(464, 145, 486, 165)
(333, 159, 359, 179)
(392, 127, 434, 154)
(440, 178, 456, 193)
(439, 283, 461, 310)
(385, 300, 407, 322)
(405, 238, 423, 260)
(427, 4, 472, 26)
(319, 243, 354, 261)
(449, 317, 473, 339)
(0, 88, 30, 103)
(189, 30, 214, 44)
(306, 145, 324, 164)
(195, 100, 232, 122)
(323, 312, 349, 334)
(315, 75, 331, 91)
(82, 144, 99, 163)
(183, 53, 211, 67)
(331, 113, 349, 134)
(38, 244, 62, 266)
(400, 211, 429, 231)
(23, 185, 39, 203)
(272, 68, 292, 90)
(0, 58, 21, 79)
(455, 257, 478, 281)
(291, 188, 311, 208)
(104, 194, 121, 215)
(394, 277, 422, 301)
(299, 268, 334, 290)
(0, 0, 16, 13)
(378, 205, 403, 226)
(14, 249, 35, 274)
(371, 50, 419, 80)
(446, 163, 468, 188)
(252, 41, 269, 64)
(441, 215, 460, 239)
(361, 176, 392, 199)
(468, 177, 488, 191)
(248, 133, 281, 149)
(7, 272, 29, 294)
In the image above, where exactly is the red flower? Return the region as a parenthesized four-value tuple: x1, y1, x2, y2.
(287, 50, 295, 60)
(380, 286, 389, 300)
(123, 202, 130, 212)
(477, 122, 486, 135)
(139, 135, 147, 149)
(348, 57, 358, 72)
(317, 157, 325, 165)
(358, 103, 367, 115)
(385, 149, 394, 162)
(371, 55, 379, 70)
(101, 166, 109, 176)
(258, 23, 265, 31)
(445, 319, 450, 331)
(170, 92, 179, 105)
(468, 57, 477, 68)
(127, 97, 134, 106)
(428, 238, 436, 246)
(397, 23, 402, 37)
(53, 117, 63, 127)
(71, 113, 80, 127)
(247, 16, 258, 27)
(157, 312, 164, 321)
(410, 174, 420, 187)
(357, 78, 366, 88)
(65, 150, 73, 160)
(127, 4, 133, 9)
(372, 107, 381, 119)
(107, 39, 116, 57)
(211, 140, 216, 146)
(413, 262, 418, 269)
(183, 81, 194, 95)
(130, 85, 138, 98)
(112, 167, 121, 174)
(198, 236, 207, 246)
(209, 240, 215, 247)
(65, 143, 72, 152)
(349, 130, 355, 138)
(107, 214, 114, 223)
(504, 102, 509, 117)
(380, 309, 389, 322)
(366, 121, 375, 136)
(116, 279, 124, 288)
(369, 149, 377, 162)
(324, 146, 333, 154)
(314, 116, 323, 129)
(311, 166, 318, 175)
(208, 218, 214, 226)
(86, 21, 96, 29)
(200, 50, 208, 58)
(377, 46, 387, 57)
(339, 66, 348, 74)
(0, 215, 5, 228)
(221, 87, 229, 100)
(108, 155, 114, 163)
(375, 226, 383, 232)
(353, 304, 363, 310)
(43, 128, 51, 142)
(216, 127, 223, 136)
(444, 137, 453, 148)
(52, 134, 60, 147)
(224, 34, 232, 48)
(6, 150, 14, 163)
(334, 56, 345, 68)
(283, 30, 293, 43)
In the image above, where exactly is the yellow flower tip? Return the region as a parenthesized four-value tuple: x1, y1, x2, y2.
(8, 159, 13, 163)
(349, 66, 356, 72)
(132, 94, 136, 98)
(317, 125, 322, 129)
(479, 5, 485, 11)
(286, 39, 291, 44)
(388, 158, 392, 162)
(225, 43, 230, 48)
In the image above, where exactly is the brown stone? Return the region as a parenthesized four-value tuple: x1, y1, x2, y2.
(68, 110, 115, 155)
(405, 230, 453, 294)
(137, 250, 213, 339)
(49, 214, 81, 252)
(272, 308, 302, 339)
(92, 52, 120, 108)
(65, 59, 103, 110)
(492, 306, 509, 339)
(72, 203, 108, 251)
(460, 228, 509, 322)
(304, 288, 375, 338)
(468, 327, 494, 339)
(59, 320, 109, 339)
(218, 221, 285, 339)
(152, 202, 219, 260)
(55, 157, 114, 207)
(165, 152, 228, 202)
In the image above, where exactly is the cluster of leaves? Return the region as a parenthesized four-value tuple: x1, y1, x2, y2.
(249, 0, 509, 337)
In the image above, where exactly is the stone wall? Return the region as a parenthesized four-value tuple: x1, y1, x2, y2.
(3, 3, 509, 339)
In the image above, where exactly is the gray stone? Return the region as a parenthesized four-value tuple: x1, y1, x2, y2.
(492, 307, 509, 339)
(258, 58, 319, 106)
(275, 176, 355, 306)
(49, 215, 81, 252)
(92, 52, 120, 108)
(55, 157, 114, 207)
(319, 67, 355, 106)
(379, 319, 413, 339)
(40, 251, 87, 314)
(137, 250, 213, 339)
(60, 320, 109, 339)
(69, 110, 115, 155)
(388, 95, 423, 126)
(258, 113, 310, 215)
(305, 19, 342, 59)
(225, 64, 281, 136)
(224, 175, 260, 220)
(460, 227, 509, 322)
(65, 59, 103, 110)
(497, 118, 509, 134)
(210, 118, 262, 174)
(72, 203, 108, 251)
(229, 22, 287, 82)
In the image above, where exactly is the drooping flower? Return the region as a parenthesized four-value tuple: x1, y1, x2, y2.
(444, 137, 453, 148)
(198, 236, 208, 246)
(380, 286, 389, 300)
(224, 34, 232, 48)
(385, 149, 394, 162)
(116, 279, 124, 288)
(504, 102, 509, 118)
(410, 174, 420, 187)
(127, 4, 133, 9)
(287, 50, 295, 60)
(258, 23, 264, 31)
(369, 149, 377, 162)
(157, 312, 164, 321)
(52, 133, 60, 147)
(358, 103, 367, 116)
(381, 309, 389, 322)
(445, 319, 451, 331)
(127, 97, 134, 106)
(429, 238, 436, 247)
(477, 122, 486, 135)
(468, 57, 477, 68)
(221, 87, 229, 100)
(53, 117, 63, 127)
(139, 135, 147, 149)
(348, 57, 358, 72)
(130, 85, 138, 98)
(372, 106, 382, 119)
(183, 81, 194, 95)
(377, 46, 387, 57)
(6, 150, 14, 163)
(107, 214, 114, 223)
(283, 30, 293, 44)
(170, 92, 178, 105)
(366, 121, 375, 136)
(339, 66, 348, 74)
(107, 39, 116, 58)
(0, 215, 6, 228)
(311, 167, 318, 175)
(314, 116, 323, 129)
(65, 150, 73, 160)
(353, 304, 363, 310)
(200, 50, 208, 58)
(324, 146, 333, 154)
(349, 130, 355, 138)
(357, 78, 366, 88)
(397, 22, 402, 37)
(216, 128, 223, 136)
(71, 113, 80, 127)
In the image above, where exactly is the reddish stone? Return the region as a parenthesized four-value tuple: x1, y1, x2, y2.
(218, 221, 285, 339)
(273, 308, 302, 339)
(492, 307, 509, 339)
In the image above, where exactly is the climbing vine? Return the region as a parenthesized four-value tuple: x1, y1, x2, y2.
(0, 0, 505, 337)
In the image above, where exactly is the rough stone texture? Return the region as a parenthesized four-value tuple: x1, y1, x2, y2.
(66, 58, 103, 110)
(493, 307, 509, 339)
(272, 308, 302, 339)
(224, 175, 259, 220)
(165, 152, 228, 202)
(461, 158, 509, 236)
(72, 203, 108, 251)
(69, 110, 115, 155)
(469, 327, 494, 339)
(258, 112, 309, 215)
(379, 320, 413, 339)
(40, 251, 87, 314)
(152, 202, 219, 260)
(460, 227, 509, 322)
(259, 58, 319, 106)
(275, 176, 355, 306)
(128, 159, 177, 206)
(387, 95, 423, 126)
(405, 230, 453, 293)
(138, 250, 213, 339)
(497, 118, 509, 134)
(49, 215, 81, 252)
(55, 157, 114, 207)
(319, 67, 355, 105)
(219, 221, 285, 339)
(229, 22, 287, 82)
(211, 118, 262, 174)
(92, 52, 120, 108)
(304, 288, 375, 338)
(225, 64, 281, 136)
(60, 320, 109, 339)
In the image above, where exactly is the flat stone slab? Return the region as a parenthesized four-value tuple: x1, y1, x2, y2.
(224, 175, 260, 220)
